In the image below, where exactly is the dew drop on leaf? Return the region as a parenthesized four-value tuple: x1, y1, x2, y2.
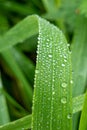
(64, 59, 67, 62)
(61, 97, 67, 104)
(61, 64, 65, 67)
(67, 43, 70, 47)
(48, 54, 52, 58)
(64, 55, 67, 59)
(70, 80, 73, 84)
(47, 39, 50, 42)
(35, 70, 39, 74)
(67, 113, 72, 119)
(52, 91, 55, 95)
(61, 82, 67, 88)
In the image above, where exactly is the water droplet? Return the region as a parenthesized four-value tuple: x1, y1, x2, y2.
(70, 80, 73, 84)
(61, 97, 67, 104)
(64, 55, 67, 59)
(36, 70, 39, 74)
(48, 54, 52, 58)
(67, 113, 72, 119)
(61, 82, 67, 88)
(67, 43, 70, 47)
(52, 91, 55, 95)
(38, 123, 40, 126)
(64, 59, 67, 62)
(62, 64, 65, 67)
(38, 37, 40, 40)
(47, 39, 50, 42)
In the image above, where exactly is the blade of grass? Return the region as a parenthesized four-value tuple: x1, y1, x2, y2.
(0, 14, 85, 130)
(17, 35, 37, 52)
(1, 1, 37, 15)
(73, 94, 85, 113)
(79, 0, 87, 17)
(32, 17, 73, 130)
(71, 16, 87, 130)
(11, 47, 35, 86)
(42, 0, 60, 13)
(71, 16, 87, 97)
(0, 14, 73, 130)
(0, 73, 10, 125)
(0, 92, 85, 130)
(79, 92, 87, 130)
(0, 115, 31, 130)
(0, 15, 38, 52)
(2, 89, 28, 115)
(1, 49, 33, 110)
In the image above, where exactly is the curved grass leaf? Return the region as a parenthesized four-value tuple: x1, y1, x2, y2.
(32, 17, 73, 130)
(0, 15, 38, 52)
(0, 15, 73, 130)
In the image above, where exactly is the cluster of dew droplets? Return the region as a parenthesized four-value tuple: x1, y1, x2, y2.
(58, 30, 73, 126)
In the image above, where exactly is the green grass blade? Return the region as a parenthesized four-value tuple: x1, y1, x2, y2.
(11, 48, 35, 86)
(79, 92, 87, 130)
(1, 1, 36, 15)
(1, 49, 33, 109)
(0, 74, 10, 125)
(0, 15, 38, 52)
(42, 0, 59, 13)
(2, 89, 28, 115)
(0, 91, 85, 129)
(32, 17, 72, 130)
(0, 13, 72, 130)
(73, 94, 85, 113)
(72, 16, 87, 97)
(0, 115, 31, 130)
(71, 16, 87, 130)
(79, 0, 87, 17)
(17, 35, 37, 52)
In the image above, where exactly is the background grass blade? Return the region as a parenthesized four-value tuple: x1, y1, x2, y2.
(32, 17, 72, 130)
(0, 74, 10, 125)
(73, 94, 85, 114)
(0, 15, 38, 52)
(79, 92, 87, 130)
(79, 0, 87, 17)
(71, 15, 87, 130)
(71, 16, 87, 97)
(1, 49, 33, 110)
(42, 0, 60, 13)
(11, 48, 35, 86)
(2, 89, 28, 115)
(0, 115, 31, 130)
